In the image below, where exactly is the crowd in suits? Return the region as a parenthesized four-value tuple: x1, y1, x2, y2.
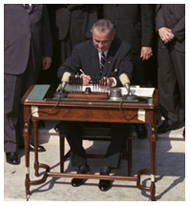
(4, 4, 52, 164)
(4, 3, 185, 175)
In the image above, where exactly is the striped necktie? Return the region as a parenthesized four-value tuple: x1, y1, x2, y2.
(100, 52, 105, 76)
(24, 4, 33, 12)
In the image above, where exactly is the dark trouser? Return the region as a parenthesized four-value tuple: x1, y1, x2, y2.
(4, 56, 37, 153)
(131, 52, 146, 86)
(158, 44, 185, 126)
(60, 121, 131, 169)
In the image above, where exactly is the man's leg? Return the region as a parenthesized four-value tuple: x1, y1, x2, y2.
(157, 46, 179, 132)
(99, 123, 131, 191)
(4, 72, 27, 164)
(57, 121, 90, 187)
(4, 74, 24, 154)
(57, 121, 87, 166)
(104, 123, 131, 168)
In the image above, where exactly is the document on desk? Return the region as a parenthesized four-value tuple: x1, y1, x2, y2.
(120, 87, 155, 98)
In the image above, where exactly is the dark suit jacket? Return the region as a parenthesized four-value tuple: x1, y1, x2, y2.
(48, 4, 99, 41)
(4, 4, 53, 75)
(155, 4, 185, 52)
(57, 38, 133, 87)
(103, 4, 154, 54)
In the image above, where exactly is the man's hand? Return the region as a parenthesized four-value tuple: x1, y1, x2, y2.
(42, 57, 52, 70)
(102, 77, 114, 87)
(158, 27, 175, 44)
(80, 73, 91, 85)
(140, 46, 153, 60)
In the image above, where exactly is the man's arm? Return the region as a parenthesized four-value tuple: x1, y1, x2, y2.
(42, 5, 53, 70)
(116, 43, 134, 87)
(57, 45, 82, 79)
(140, 4, 154, 60)
(172, 15, 185, 42)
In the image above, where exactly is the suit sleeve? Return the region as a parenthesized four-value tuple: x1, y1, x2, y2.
(42, 5, 53, 57)
(140, 4, 154, 47)
(57, 45, 81, 79)
(155, 4, 165, 31)
(172, 15, 185, 42)
(117, 44, 134, 86)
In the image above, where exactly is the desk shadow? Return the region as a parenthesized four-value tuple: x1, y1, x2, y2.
(28, 133, 185, 201)
(138, 139, 185, 200)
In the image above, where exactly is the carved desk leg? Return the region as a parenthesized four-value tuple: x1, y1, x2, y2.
(32, 119, 40, 176)
(59, 131, 65, 173)
(23, 106, 31, 200)
(149, 126, 157, 201)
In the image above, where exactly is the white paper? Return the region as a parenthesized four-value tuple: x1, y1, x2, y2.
(138, 109, 145, 122)
(120, 87, 155, 98)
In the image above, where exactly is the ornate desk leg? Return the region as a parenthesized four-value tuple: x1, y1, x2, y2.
(32, 119, 39, 176)
(149, 126, 157, 201)
(23, 106, 31, 201)
(59, 131, 65, 173)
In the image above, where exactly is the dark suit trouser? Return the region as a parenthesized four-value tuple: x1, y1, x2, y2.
(158, 44, 185, 125)
(4, 55, 37, 153)
(60, 122, 131, 169)
(131, 52, 146, 86)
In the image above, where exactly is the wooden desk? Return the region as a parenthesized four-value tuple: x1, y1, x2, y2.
(21, 85, 159, 201)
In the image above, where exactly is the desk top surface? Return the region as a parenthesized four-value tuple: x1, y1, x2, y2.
(21, 84, 159, 110)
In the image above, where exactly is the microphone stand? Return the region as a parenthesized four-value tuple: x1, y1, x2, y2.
(124, 84, 138, 100)
(54, 82, 68, 99)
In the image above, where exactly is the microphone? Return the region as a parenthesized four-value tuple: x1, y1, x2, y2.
(119, 73, 137, 100)
(119, 73, 130, 94)
(61, 72, 71, 91)
(54, 72, 71, 99)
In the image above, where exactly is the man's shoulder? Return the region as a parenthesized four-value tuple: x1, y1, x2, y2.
(74, 39, 92, 50)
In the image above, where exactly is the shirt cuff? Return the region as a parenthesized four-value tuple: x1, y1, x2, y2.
(110, 77, 117, 87)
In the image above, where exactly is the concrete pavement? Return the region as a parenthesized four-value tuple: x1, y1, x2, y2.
(4, 117, 185, 201)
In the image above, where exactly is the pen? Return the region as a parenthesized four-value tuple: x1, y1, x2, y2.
(79, 68, 93, 84)
(79, 69, 84, 74)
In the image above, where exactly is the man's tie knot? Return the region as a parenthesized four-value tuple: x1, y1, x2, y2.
(24, 4, 32, 13)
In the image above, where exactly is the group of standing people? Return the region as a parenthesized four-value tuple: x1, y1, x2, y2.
(4, 3, 185, 184)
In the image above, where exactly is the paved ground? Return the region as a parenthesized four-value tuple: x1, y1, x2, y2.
(4, 117, 185, 202)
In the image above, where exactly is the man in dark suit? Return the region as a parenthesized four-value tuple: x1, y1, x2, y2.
(37, 4, 101, 85)
(103, 4, 155, 140)
(47, 5, 100, 71)
(4, 4, 53, 165)
(155, 4, 185, 134)
(57, 19, 133, 192)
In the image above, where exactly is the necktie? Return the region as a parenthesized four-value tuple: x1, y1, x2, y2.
(100, 52, 105, 76)
(24, 4, 32, 13)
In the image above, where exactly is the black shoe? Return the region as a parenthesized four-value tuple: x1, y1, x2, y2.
(157, 120, 178, 134)
(29, 142, 46, 152)
(71, 165, 90, 187)
(98, 166, 112, 192)
(54, 121, 63, 132)
(6, 152, 20, 165)
(136, 124, 148, 139)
